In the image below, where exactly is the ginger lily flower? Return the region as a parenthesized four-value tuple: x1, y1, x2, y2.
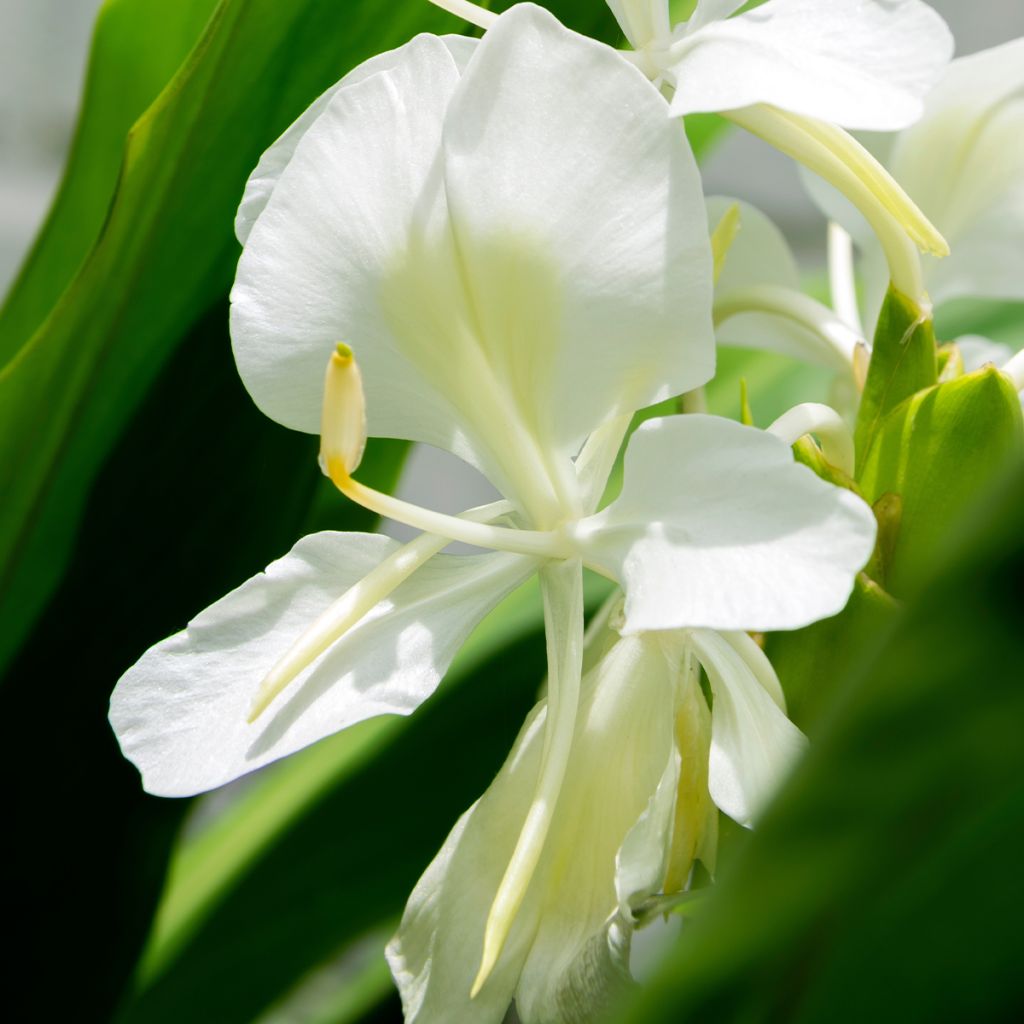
(109, 2, 874, 1010)
(387, 609, 806, 1024)
(431, 0, 953, 303)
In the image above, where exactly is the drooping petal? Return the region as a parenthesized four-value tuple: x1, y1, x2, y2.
(388, 633, 678, 1024)
(231, 5, 713, 513)
(667, 0, 953, 130)
(689, 629, 807, 827)
(109, 533, 534, 796)
(575, 415, 877, 633)
(887, 38, 1024, 306)
(234, 35, 479, 245)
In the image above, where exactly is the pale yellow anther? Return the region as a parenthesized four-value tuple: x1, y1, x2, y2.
(320, 343, 367, 479)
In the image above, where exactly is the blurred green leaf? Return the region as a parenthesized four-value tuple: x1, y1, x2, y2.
(0, 0, 220, 359)
(615, 457, 1024, 1024)
(855, 287, 938, 470)
(858, 366, 1023, 595)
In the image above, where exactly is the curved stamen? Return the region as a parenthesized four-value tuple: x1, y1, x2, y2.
(828, 220, 865, 338)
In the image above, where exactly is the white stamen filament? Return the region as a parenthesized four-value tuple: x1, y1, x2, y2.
(472, 559, 584, 996)
(248, 499, 515, 722)
(327, 464, 570, 559)
(714, 284, 863, 374)
(723, 104, 940, 302)
(768, 402, 855, 477)
(827, 220, 865, 339)
(426, 0, 497, 31)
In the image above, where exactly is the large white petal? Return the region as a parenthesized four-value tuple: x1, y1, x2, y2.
(668, 0, 953, 130)
(109, 533, 534, 796)
(440, 3, 714, 467)
(689, 628, 807, 827)
(575, 415, 877, 633)
(388, 633, 678, 1024)
(234, 35, 479, 245)
(230, 35, 467, 459)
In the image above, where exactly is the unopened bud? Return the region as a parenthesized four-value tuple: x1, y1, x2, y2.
(710, 202, 741, 285)
(320, 343, 367, 479)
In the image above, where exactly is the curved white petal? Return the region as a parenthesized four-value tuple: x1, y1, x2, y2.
(109, 533, 534, 796)
(689, 629, 807, 827)
(685, 0, 746, 34)
(575, 415, 877, 633)
(668, 0, 953, 130)
(231, 6, 713, 512)
(439, 3, 714, 469)
(234, 35, 479, 245)
(710, 196, 800, 295)
(388, 633, 678, 1024)
(888, 38, 1024, 306)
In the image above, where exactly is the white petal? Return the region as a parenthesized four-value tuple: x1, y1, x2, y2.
(668, 0, 953, 130)
(575, 415, 877, 633)
(109, 533, 534, 796)
(888, 38, 1024, 306)
(515, 635, 677, 1023)
(388, 633, 677, 1024)
(440, 3, 715, 465)
(234, 35, 478, 245)
(689, 629, 807, 827)
(232, 7, 714, 511)
(230, 35, 467, 456)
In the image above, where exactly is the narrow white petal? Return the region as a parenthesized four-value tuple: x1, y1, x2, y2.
(685, 0, 746, 33)
(668, 0, 953, 130)
(109, 534, 534, 796)
(605, 0, 672, 49)
(576, 415, 877, 633)
(690, 629, 807, 827)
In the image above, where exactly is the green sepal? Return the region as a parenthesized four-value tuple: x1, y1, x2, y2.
(855, 286, 938, 471)
(858, 366, 1024, 596)
(792, 435, 857, 493)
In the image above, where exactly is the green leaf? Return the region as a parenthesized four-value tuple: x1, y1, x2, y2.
(616, 457, 1024, 1024)
(858, 366, 1023, 595)
(854, 286, 938, 470)
(0, 0, 220, 361)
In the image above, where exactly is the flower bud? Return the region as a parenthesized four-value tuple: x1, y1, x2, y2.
(320, 343, 367, 479)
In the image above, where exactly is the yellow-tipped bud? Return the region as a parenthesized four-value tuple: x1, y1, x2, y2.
(710, 202, 741, 285)
(320, 343, 367, 481)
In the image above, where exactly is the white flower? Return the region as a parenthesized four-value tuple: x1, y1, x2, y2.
(108, 3, 875, 1014)
(387, 616, 805, 1024)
